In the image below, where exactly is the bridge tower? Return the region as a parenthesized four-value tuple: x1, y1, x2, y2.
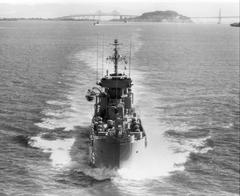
(217, 8, 222, 24)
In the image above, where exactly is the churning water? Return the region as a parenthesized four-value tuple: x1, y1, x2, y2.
(0, 21, 239, 196)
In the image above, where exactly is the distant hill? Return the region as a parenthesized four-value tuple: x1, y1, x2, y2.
(128, 10, 192, 23)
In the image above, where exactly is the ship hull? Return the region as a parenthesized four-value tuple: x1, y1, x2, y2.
(89, 136, 146, 168)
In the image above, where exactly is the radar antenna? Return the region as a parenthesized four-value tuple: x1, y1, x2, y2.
(106, 39, 128, 75)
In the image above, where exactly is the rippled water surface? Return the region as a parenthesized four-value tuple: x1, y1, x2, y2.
(0, 21, 239, 196)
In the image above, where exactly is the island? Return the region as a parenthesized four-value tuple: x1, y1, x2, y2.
(123, 10, 192, 23)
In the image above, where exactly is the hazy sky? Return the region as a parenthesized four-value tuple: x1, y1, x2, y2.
(0, 0, 239, 18)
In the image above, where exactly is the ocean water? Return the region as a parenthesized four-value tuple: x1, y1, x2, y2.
(0, 21, 239, 196)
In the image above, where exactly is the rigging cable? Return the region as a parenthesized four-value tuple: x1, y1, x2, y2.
(129, 40, 132, 77)
(102, 35, 104, 77)
(96, 35, 99, 82)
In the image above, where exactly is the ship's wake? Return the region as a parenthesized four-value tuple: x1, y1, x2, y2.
(29, 126, 118, 181)
(116, 123, 212, 180)
(115, 80, 213, 180)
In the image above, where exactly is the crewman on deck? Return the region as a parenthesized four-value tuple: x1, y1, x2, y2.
(116, 125, 123, 137)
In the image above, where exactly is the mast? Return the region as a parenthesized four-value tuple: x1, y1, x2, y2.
(106, 39, 128, 76)
(113, 39, 120, 75)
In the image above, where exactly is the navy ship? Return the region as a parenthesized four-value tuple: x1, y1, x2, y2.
(86, 39, 147, 168)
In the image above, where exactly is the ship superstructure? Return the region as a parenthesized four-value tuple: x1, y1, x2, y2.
(86, 39, 147, 168)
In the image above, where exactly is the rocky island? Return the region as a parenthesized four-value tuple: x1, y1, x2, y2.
(127, 10, 192, 23)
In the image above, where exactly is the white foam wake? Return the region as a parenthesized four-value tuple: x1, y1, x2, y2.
(30, 135, 75, 168)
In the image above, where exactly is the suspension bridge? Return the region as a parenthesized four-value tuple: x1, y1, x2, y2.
(190, 9, 239, 24)
(58, 10, 137, 21)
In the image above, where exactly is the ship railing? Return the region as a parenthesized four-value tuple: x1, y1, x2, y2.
(104, 74, 128, 80)
(92, 128, 144, 141)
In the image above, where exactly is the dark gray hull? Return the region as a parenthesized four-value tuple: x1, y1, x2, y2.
(89, 136, 146, 168)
